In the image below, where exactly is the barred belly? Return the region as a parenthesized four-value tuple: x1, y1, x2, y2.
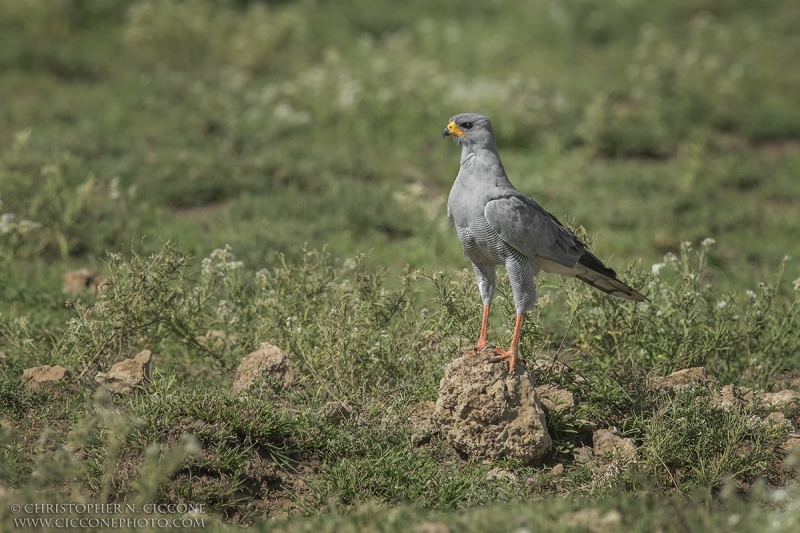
(455, 216, 539, 314)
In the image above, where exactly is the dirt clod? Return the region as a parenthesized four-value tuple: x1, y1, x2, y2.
(535, 383, 575, 412)
(95, 350, 152, 394)
(22, 365, 71, 390)
(710, 384, 754, 411)
(593, 429, 637, 462)
(651, 367, 718, 393)
(762, 390, 800, 412)
(63, 268, 106, 294)
(232, 342, 294, 394)
(434, 349, 552, 465)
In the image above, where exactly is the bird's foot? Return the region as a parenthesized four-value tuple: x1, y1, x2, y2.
(462, 343, 496, 356)
(488, 348, 521, 374)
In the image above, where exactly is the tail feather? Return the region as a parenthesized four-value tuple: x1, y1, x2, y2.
(576, 251, 646, 301)
(575, 271, 646, 301)
(535, 252, 648, 301)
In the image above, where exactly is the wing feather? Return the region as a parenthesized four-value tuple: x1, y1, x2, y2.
(485, 194, 647, 302)
(484, 194, 585, 268)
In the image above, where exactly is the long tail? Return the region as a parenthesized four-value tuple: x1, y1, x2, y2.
(575, 252, 647, 301)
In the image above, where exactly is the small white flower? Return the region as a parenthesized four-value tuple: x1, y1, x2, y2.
(716, 300, 728, 308)
(746, 290, 757, 299)
(663, 252, 678, 263)
(216, 299, 231, 319)
(201, 257, 213, 276)
(256, 268, 270, 283)
(701, 237, 716, 247)
(794, 278, 800, 292)
(651, 263, 666, 275)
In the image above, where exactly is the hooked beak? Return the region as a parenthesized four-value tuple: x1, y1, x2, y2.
(442, 121, 465, 138)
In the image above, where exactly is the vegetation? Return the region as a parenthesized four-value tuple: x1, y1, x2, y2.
(1, 0, 800, 531)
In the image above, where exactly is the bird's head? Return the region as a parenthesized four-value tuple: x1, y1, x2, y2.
(442, 113, 496, 149)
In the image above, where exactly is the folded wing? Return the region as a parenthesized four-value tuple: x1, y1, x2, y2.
(484, 194, 646, 301)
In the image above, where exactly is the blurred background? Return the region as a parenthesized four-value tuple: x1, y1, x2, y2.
(2, 0, 799, 298)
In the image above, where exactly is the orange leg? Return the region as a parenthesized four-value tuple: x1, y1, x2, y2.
(463, 305, 492, 355)
(490, 314, 524, 373)
(476, 304, 490, 350)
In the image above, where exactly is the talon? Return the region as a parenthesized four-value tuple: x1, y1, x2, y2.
(463, 343, 496, 356)
(489, 348, 520, 374)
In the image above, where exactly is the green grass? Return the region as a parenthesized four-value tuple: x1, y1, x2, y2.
(2, 0, 800, 530)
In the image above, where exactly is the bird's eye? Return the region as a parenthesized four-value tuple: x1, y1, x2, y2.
(462, 122, 474, 130)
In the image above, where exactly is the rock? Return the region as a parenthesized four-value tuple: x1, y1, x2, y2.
(651, 367, 718, 393)
(534, 383, 575, 412)
(550, 463, 565, 476)
(762, 390, 800, 411)
(63, 268, 106, 294)
(781, 376, 800, 392)
(231, 342, 294, 394)
(409, 400, 437, 446)
(710, 384, 754, 411)
(592, 429, 637, 462)
(765, 412, 787, 425)
(485, 467, 517, 482)
(95, 350, 152, 394)
(434, 350, 552, 465)
(324, 401, 355, 424)
(572, 446, 594, 465)
(780, 437, 800, 456)
(22, 365, 70, 390)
